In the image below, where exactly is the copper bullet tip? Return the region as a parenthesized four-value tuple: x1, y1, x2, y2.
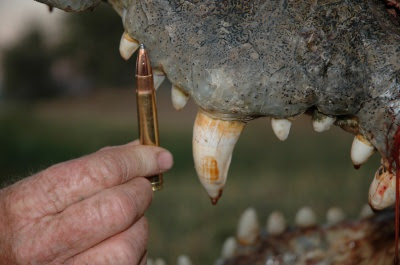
(136, 44, 152, 77)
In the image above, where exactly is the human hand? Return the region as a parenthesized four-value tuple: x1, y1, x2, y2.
(0, 141, 173, 265)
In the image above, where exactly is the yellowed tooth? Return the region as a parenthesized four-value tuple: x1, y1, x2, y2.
(295, 206, 316, 228)
(368, 166, 395, 211)
(236, 208, 260, 245)
(172, 85, 189, 110)
(177, 255, 192, 265)
(154, 258, 166, 265)
(326, 207, 345, 225)
(266, 211, 286, 235)
(221, 237, 237, 259)
(351, 134, 375, 168)
(119, 32, 139, 60)
(312, 112, 336, 132)
(271, 118, 291, 141)
(193, 111, 245, 204)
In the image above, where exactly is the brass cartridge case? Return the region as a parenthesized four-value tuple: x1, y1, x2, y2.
(136, 44, 163, 191)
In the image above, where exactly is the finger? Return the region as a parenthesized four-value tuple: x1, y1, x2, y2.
(65, 217, 149, 265)
(10, 143, 172, 217)
(30, 177, 152, 262)
(99, 140, 141, 152)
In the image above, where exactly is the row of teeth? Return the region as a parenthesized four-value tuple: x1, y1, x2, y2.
(120, 32, 377, 203)
(193, 112, 376, 203)
(145, 205, 373, 265)
(221, 205, 374, 260)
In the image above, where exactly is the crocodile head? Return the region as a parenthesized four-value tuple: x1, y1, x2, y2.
(39, 0, 400, 208)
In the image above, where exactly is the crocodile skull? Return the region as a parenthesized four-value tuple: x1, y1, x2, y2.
(39, 0, 400, 207)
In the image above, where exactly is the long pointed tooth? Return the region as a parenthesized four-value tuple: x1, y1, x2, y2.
(221, 237, 237, 259)
(193, 111, 245, 204)
(177, 255, 192, 265)
(326, 207, 345, 225)
(359, 204, 374, 218)
(172, 85, 189, 110)
(351, 135, 375, 167)
(236, 208, 260, 245)
(119, 32, 139, 60)
(295, 207, 316, 228)
(271, 118, 291, 141)
(368, 166, 395, 210)
(312, 112, 336, 132)
(153, 69, 166, 91)
(266, 211, 286, 235)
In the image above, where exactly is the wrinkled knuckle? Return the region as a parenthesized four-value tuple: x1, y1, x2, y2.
(98, 152, 125, 178)
(87, 152, 125, 186)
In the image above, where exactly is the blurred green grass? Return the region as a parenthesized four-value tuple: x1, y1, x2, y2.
(0, 91, 379, 264)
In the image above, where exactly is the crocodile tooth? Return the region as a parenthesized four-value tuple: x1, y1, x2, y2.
(119, 32, 139, 60)
(236, 208, 260, 245)
(326, 207, 345, 225)
(172, 85, 189, 110)
(221, 237, 237, 259)
(193, 111, 245, 204)
(153, 69, 166, 91)
(359, 204, 374, 218)
(177, 255, 192, 265)
(154, 258, 167, 265)
(368, 166, 395, 210)
(312, 112, 336, 132)
(271, 118, 291, 141)
(295, 207, 316, 228)
(351, 135, 375, 167)
(266, 211, 286, 235)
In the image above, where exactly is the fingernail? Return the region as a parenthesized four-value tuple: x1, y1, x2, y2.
(157, 151, 173, 170)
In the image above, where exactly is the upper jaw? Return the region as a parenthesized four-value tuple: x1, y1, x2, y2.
(116, 0, 400, 207)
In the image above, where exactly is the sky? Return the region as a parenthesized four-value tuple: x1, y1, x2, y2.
(0, 0, 65, 48)
(0, 0, 65, 82)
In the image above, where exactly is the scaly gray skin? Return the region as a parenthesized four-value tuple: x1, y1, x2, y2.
(219, 211, 395, 265)
(40, 0, 400, 170)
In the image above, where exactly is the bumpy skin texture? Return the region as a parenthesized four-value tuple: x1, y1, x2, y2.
(220, 211, 395, 265)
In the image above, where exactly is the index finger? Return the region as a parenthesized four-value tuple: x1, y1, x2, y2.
(8, 142, 173, 218)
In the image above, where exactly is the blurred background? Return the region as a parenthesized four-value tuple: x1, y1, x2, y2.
(0, 1, 379, 264)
